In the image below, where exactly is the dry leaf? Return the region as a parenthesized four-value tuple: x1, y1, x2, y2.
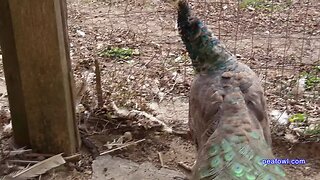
(12, 153, 66, 179)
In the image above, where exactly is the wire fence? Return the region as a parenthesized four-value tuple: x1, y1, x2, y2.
(0, 0, 319, 177)
(67, 0, 319, 134)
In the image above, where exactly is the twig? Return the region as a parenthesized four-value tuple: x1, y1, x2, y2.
(7, 160, 39, 164)
(64, 153, 81, 162)
(159, 73, 178, 103)
(158, 152, 164, 167)
(172, 130, 191, 140)
(74, 73, 88, 106)
(100, 139, 145, 156)
(94, 59, 103, 108)
(111, 102, 130, 116)
(4, 149, 32, 157)
(176, 162, 191, 180)
(24, 153, 54, 158)
(177, 162, 193, 174)
(160, 72, 178, 103)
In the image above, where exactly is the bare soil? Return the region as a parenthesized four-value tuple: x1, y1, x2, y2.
(0, 0, 319, 179)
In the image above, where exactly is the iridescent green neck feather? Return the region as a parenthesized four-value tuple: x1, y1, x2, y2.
(177, 0, 234, 73)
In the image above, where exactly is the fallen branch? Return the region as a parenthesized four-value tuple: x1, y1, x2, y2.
(111, 102, 173, 133)
(132, 109, 173, 133)
(100, 139, 145, 156)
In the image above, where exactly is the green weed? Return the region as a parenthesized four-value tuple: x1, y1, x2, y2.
(301, 66, 320, 90)
(99, 47, 134, 60)
(240, 0, 292, 11)
(289, 113, 307, 123)
(305, 125, 320, 136)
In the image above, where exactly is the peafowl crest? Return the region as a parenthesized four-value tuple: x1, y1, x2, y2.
(176, 0, 287, 179)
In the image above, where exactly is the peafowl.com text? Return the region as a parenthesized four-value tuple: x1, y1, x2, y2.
(262, 158, 306, 165)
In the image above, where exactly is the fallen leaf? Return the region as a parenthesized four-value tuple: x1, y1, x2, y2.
(12, 153, 66, 179)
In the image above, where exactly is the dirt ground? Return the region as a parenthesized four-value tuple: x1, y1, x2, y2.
(0, 0, 320, 179)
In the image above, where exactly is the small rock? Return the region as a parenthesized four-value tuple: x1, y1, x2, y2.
(96, 42, 104, 50)
(247, 6, 255, 11)
(148, 102, 159, 111)
(293, 104, 305, 111)
(222, 71, 233, 78)
(288, 99, 297, 105)
(76, 30, 86, 37)
(270, 110, 289, 125)
(291, 76, 306, 97)
(96, 36, 103, 40)
(133, 49, 140, 55)
(76, 104, 85, 113)
(292, 127, 305, 134)
(174, 56, 183, 62)
(284, 133, 298, 143)
(154, 135, 161, 140)
(3, 122, 12, 133)
(84, 170, 92, 175)
(222, 5, 228, 10)
(123, 132, 133, 141)
(307, 124, 317, 131)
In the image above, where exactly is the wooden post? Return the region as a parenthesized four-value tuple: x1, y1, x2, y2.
(0, 0, 80, 155)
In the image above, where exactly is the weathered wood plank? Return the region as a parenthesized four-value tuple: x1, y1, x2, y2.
(0, 0, 30, 147)
(0, 0, 79, 154)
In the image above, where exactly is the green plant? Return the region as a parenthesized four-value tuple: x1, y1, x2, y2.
(301, 67, 320, 90)
(99, 47, 134, 60)
(240, 0, 292, 11)
(305, 75, 320, 89)
(240, 0, 266, 9)
(305, 125, 320, 136)
(289, 113, 307, 123)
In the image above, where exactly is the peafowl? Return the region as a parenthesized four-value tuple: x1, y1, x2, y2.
(176, 0, 287, 179)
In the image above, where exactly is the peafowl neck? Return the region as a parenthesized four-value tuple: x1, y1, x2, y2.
(177, 0, 235, 73)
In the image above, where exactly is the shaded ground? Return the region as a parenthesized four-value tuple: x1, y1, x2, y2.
(91, 155, 184, 179)
(0, 0, 319, 179)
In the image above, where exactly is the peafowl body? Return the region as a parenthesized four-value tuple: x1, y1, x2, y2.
(177, 1, 286, 179)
